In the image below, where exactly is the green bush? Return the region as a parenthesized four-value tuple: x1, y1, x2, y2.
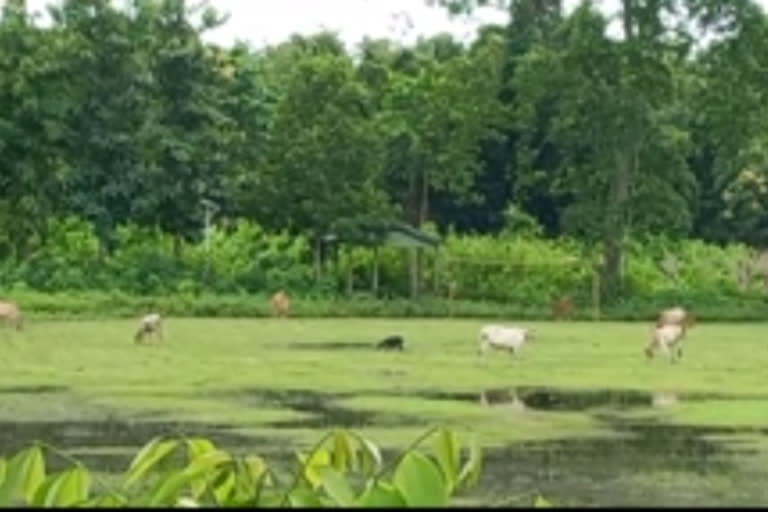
(0, 427, 503, 508)
(2, 215, 768, 321)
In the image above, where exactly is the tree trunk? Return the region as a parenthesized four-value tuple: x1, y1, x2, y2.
(371, 247, 379, 296)
(414, 168, 431, 299)
(409, 248, 419, 299)
(601, 149, 633, 299)
(405, 169, 420, 299)
(346, 268, 354, 296)
(313, 236, 323, 280)
(419, 168, 430, 228)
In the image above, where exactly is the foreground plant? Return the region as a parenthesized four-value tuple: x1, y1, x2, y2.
(0, 427, 489, 507)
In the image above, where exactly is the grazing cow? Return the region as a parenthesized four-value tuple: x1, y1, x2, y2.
(551, 297, 574, 321)
(478, 324, 535, 357)
(271, 290, 291, 318)
(376, 335, 404, 351)
(134, 313, 163, 344)
(656, 306, 695, 331)
(0, 301, 23, 331)
(645, 323, 686, 363)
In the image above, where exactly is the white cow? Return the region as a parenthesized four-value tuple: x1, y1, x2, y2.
(656, 306, 695, 331)
(645, 323, 686, 363)
(134, 313, 163, 344)
(0, 301, 23, 331)
(478, 324, 535, 356)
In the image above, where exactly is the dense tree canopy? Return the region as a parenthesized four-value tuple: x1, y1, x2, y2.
(0, 0, 767, 299)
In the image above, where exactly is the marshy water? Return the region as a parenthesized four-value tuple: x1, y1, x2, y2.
(1, 385, 767, 506)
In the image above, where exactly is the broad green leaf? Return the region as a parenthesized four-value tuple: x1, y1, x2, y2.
(255, 490, 284, 507)
(37, 467, 91, 507)
(147, 470, 202, 507)
(357, 482, 407, 507)
(148, 450, 231, 506)
(243, 455, 268, 484)
(535, 495, 554, 508)
(50, 466, 91, 506)
(22, 447, 46, 504)
(393, 452, 448, 507)
(0, 447, 47, 505)
(232, 458, 261, 503)
(331, 431, 352, 472)
(432, 428, 460, 491)
(177, 496, 200, 507)
(75, 497, 100, 507)
(359, 438, 382, 475)
(186, 438, 217, 460)
(316, 466, 355, 506)
(0, 459, 6, 487)
(232, 455, 269, 501)
(32, 473, 60, 507)
(94, 492, 128, 507)
(189, 463, 226, 501)
(124, 438, 180, 489)
(212, 469, 235, 504)
(76, 492, 127, 507)
(318, 496, 339, 506)
(288, 488, 324, 508)
(298, 448, 331, 489)
(456, 434, 483, 490)
(189, 476, 207, 500)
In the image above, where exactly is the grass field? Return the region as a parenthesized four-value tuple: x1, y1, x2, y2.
(1, 318, 768, 506)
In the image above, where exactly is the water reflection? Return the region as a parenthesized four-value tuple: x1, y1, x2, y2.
(652, 391, 679, 408)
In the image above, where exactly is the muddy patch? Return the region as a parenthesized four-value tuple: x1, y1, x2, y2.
(474, 419, 768, 507)
(517, 387, 654, 411)
(377, 387, 654, 411)
(0, 419, 273, 472)
(0, 385, 67, 394)
(0, 418, 295, 475)
(408, 386, 768, 412)
(287, 341, 378, 351)
(217, 388, 426, 429)
(0, 419, 254, 450)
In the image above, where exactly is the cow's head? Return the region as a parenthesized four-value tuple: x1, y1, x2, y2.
(683, 313, 696, 330)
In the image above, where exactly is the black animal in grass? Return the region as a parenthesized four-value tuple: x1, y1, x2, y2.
(376, 335, 405, 351)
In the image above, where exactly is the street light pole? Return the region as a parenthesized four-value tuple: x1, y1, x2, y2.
(200, 199, 220, 281)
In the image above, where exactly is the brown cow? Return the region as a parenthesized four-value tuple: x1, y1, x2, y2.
(271, 290, 291, 318)
(0, 301, 23, 331)
(551, 297, 574, 321)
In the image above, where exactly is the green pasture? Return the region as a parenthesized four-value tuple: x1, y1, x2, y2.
(1, 318, 767, 506)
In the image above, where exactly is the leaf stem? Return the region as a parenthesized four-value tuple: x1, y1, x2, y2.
(278, 430, 335, 507)
(371, 424, 440, 486)
(34, 440, 118, 498)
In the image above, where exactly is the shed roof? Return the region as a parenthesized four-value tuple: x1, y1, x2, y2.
(324, 220, 440, 249)
(381, 222, 440, 249)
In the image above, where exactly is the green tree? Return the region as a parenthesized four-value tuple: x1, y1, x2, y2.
(374, 33, 504, 296)
(686, 1, 768, 244)
(254, 42, 391, 275)
(0, 0, 74, 258)
(513, 1, 698, 298)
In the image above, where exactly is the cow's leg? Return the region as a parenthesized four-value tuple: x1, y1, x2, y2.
(644, 340, 657, 360)
(659, 341, 675, 363)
